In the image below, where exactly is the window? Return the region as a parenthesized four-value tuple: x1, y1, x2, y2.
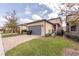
(71, 25, 76, 31)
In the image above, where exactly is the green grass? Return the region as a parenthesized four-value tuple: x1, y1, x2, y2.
(5, 36, 79, 56)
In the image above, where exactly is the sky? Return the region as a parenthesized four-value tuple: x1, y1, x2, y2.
(0, 3, 63, 27)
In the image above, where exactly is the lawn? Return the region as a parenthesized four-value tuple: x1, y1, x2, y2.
(5, 36, 79, 56)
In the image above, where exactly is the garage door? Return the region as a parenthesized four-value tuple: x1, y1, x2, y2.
(28, 25, 41, 35)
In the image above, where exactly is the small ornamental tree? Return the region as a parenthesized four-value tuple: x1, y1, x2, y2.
(68, 16, 79, 26)
(4, 10, 19, 33)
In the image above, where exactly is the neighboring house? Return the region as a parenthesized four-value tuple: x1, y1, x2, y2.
(0, 28, 4, 34)
(66, 13, 79, 35)
(18, 24, 26, 34)
(19, 18, 61, 36)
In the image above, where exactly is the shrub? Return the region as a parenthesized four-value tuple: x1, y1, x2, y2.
(65, 33, 79, 41)
(26, 30, 32, 35)
(45, 33, 52, 37)
(56, 29, 64, 36)
(21, 30, 27, 34)
(2, 33, 18, 37)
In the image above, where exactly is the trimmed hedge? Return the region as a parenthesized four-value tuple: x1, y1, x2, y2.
(65, 33, 79, 41)
(2, 33, 19, 37)
(45, 33, 52, 37)
(56, 29, 64, 36)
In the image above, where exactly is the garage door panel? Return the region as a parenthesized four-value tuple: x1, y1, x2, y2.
(28, 25, 41, 35)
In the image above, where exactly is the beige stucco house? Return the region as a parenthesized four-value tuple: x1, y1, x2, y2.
(0, 28, 4, 34)
(19, 18, 61, 36)
(66, 13, 79, 35)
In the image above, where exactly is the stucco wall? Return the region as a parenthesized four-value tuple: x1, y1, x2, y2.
(19, 26, 27, 33)
(45, 22, 54, 34)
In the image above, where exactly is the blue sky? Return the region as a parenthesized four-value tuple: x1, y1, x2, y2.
(0, 3, 61, 27)
(0, 3, 52, 18)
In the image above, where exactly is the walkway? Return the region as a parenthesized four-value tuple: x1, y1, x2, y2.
(2, 35, 39, 52)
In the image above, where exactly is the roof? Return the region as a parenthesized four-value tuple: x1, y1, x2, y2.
(48, 17, 62, 25)
(18, 18, 61, 26)
(67, 13, 79, 16)
(18, 24, 26, 26)
(66, 13, 79, 22)
(26, 19, 55, 25)
(48, 17, 61, 20)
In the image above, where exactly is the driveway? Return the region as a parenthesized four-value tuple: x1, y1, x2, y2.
(2, 35, 40, 52)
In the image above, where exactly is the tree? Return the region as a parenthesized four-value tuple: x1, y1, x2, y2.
(4, 10, 19, 33)
(58, 3, 79, 26)
(59, 3, 79, 16)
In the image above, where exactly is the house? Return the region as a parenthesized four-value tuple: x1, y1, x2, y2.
(66, 13, 79, 35)
(48, 17, 62, 31)
(19, 18, 61, 36)
(18, 24, 26, 34)
(0, 27, 4, 34)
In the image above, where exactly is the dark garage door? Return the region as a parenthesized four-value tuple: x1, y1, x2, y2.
(28, 25, 41, 35)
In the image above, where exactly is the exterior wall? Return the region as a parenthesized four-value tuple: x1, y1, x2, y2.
(42, 21, 46, 36)
(49, 18, 62, 31)
(45, 22, 54, 34)
(19, 26, 27, 33)
(27, 21, 45, 36)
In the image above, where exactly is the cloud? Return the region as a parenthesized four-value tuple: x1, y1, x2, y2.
(32, 14, 42, 20)
(18, 18, 32, 24)
(40, 3, 61, 19)
(48, 13, 58, 19)
(25, 7, 32, 15)
(44, 3, 60, 12)
(40, 10, 48, 16)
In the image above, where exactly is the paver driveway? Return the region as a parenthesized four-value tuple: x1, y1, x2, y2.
(2, 35, 40, 52)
